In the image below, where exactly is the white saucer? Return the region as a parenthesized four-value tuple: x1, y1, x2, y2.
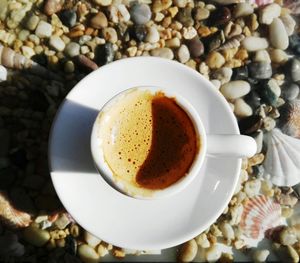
(49, 57, 241, 250)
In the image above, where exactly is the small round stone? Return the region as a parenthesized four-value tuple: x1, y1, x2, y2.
(130, 25, 147, 42)
(35, 21, 52, 38)
(193, 8, 210, 21)
(269, 18, 289, 50)
(44, 0, 63, 16)
(186, 37, 204, 58)
(78, 244, 100, 263)
(244, 91, 261, 109)
(0, 65, 7, 82)
(90, 12, 108, 29)
(289, 58, 300, 82)
(281, 83, 300, 101)
(130, 3, 152, 25)
(95, 43, 115, 65)
(176, 7, 194, 27)
(208, 7, 231, 26)
(25, 14, 40, 31)
(269, 49, 288, 64)
(177, 45, 190, 63)
(145, 26, 159, 43)
(289, 34, 300, 55)
(65, 42, 80, 57)
(49, 35, 65, 51)
(64, 60, 75, 73)
(150, 48, 174, 60)
(248, 62, 272, 79)
(173, 0, 187, 8)
(102, 27, 118, 43)
(23, 224, 50, 247)
(206, 51, 225, 69)
(212, 67, 232, 84)
(220, 80, 251, 100)
(233, 3, 253, 18)
(59, 9, 77, 28)
(234, 98, 253, 118)
(93, 0, 112, 6)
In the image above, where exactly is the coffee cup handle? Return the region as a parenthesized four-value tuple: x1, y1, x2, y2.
(206, 135, 257, 158)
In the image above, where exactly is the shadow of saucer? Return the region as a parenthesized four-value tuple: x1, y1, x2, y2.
(49, 99, 99, 174)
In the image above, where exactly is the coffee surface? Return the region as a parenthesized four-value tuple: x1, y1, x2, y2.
(136, 94, 198, 189)
(98, 89, 199, 196)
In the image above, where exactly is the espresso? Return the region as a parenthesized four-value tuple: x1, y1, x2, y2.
(97, 89, 199, 196)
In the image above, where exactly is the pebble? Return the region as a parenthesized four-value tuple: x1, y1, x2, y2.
(78, 244, 100, 263)
(182, 27, 197, 40)
(186, 37, 204, 58)
(130, 3, 151, 25)
(259, 3, 281, 25)
(275, 245, 299, 263)
(281, 83, 300, 100)
(206, 245, 222, 262)
(166, 37, 180, 48)
(130, 25, 147, 42)
(289, 58, 300, 82)
(64, 60, 75, 73)
(65, 42, 80, 57)
(213, 68, 232, 85)
(150, 48, 174, 60)
(232, 66, 248, 80)
(178, 239, 198, 262)
(269, 18, 289, 50)
(74, 55, 98, 72)
(21, 46, 35, 58)
(152, 0, 172, 13)
(95, 43, 114, 65)
(102, 27, 118, 43)
(206, 51, 225, 69)
(220, 80, 251, 100)
(23, 224, 50, 247)
(93, 0, 112, 6)
(49, 35, 65, 51)
(194, 8, 210, 21)
(90, 12, 108, 29)
(233, 3, 254, 18)
(44, 0, 63, 16)
(208, 7, 231, 26)
(176, 7, 194, 27)
(35, 21, 52, 38)
(242, 37, 269, 52)
(253, 249, 270, 263)
(145, 26, 159, 43)
(259, 79, 280, 106)
(244, 91, 262, 109)
(239, 115, 263, 134)
(177, 45, 190, 63)
(248, 62, 272, 79)
(280, 14, 296, 36)
(234, 98, 253, 117)
(59, 10, 77, 28)
(84, 231, 101, 247)
(54, 213, 71, 229)
(290, 35, 300, 56)
(254, 50, 271, 63)
(0, 65, 7, 82)
(269, 49, 288, 64)
(174, 0, 187, 8)
(25, 14, 40, 31)
(18, 29, 30, 41)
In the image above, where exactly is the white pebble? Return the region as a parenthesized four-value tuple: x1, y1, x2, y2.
(195, 233, 210, 248)
(182, 27, 197, 40)
(259, 3, 281, 25)
(212, 67, 232, 84)
(280, 14, 296, 36)
(205, 245, 222, 263)
(177, 44, 190, 63)
(220, 80, 251, 100)
(234, 98, 253, 117)
(269, 49, 288, 64)
(174, 0, 188, 8)
(146, 26, 160, 43)
(253, 249, 270, 263)
(244, 179, 261, 197)
(166, 37, 180, 48)
(102, 27, 118, 43)
(0, 65, 7, 82)
(150, 48, 174, 60)
(65, 42, 80, 57)
(49, 35, 65, 51)
(94, 0, 112, 6)
(84, 231, 101, 248)
(219, 222, 235, 240)
(234, 3, 254, 18)
(35, 20, 52, 38)
(269, 18, 289, 50)
(78, 244, 100, 263)
(117, 4, 130, 22)
(254, 50, 271, 63)
(21, 46, 35, 58)
(242, 37, 269, 52)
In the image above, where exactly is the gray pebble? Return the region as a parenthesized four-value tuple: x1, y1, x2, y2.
(290, 58, 300, 82)
(95, 43, 115, 65)
(130, 3, 151, 25)
(248, 62, 272, 79)
(212, 67, 232, 84)
(150, 48, 174, 60)
(65, 42, 80, 57)
(59, 9, 77, 28)
(177, 45, 190, 63)
(176, 7, 194, 27)
(281, 83, 299, 101)
(187, 37, 204, 58)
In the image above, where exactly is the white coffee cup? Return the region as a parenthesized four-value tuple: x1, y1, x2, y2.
(91, 86, 257, 200)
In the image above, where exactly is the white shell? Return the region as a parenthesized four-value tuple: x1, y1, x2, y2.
(263, 128, 300, 186)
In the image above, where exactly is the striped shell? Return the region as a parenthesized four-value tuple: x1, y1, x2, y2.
(240, 195, 281, 239)
(0, 192, 32, 228)
(278, 100, 300, 139)
(217, 35, 245, 51)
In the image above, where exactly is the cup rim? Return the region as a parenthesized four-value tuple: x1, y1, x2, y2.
(90, 86, 207, 200)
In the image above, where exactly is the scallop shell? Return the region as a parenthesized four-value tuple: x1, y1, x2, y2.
(263, 128, 300, 186)
(278, 100, 300, 139)
(240, 195, 281, 239)
(0, 192, 32, 228)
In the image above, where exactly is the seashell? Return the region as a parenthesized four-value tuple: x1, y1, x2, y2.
(217, 34, 245, 51)
(283, 0, 300, 15)
(0, 192, 32, 228)
(0, 44, 62, 81)
(249, 0, 274, 7)
(240, 195, 281, 239)
(263, 128, 300, 186)
(278, 100, 300, 139)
